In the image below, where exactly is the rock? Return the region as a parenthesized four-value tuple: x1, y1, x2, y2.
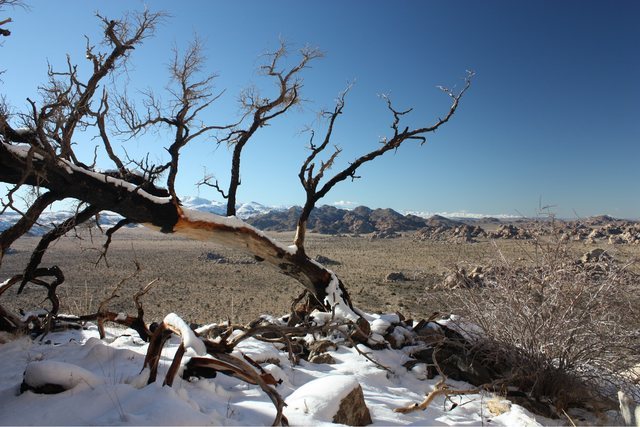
(370, 229, 400, 239)
(588, 229, 605, 239)
(580, 248, 612, 264)
(608, 235, 624, 244)
(314, 255, 341, 266)
(285, 376, 372, 425)
(604, 225, 623, 235)
(21, 361, 104, 395)
(487, 398, 512, 416)
(385, 272, 406, 282)
(350, 317, 371, 343)
(333, 383, 372, 425)
(309, 353, 336, 364)
(439, 265, 485, 289)
(199, 251, 227, 263)
(489, 224, 532, 240)
(309, 340, 338, 355)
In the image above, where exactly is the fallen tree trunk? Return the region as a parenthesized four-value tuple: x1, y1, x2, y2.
(0, 141, 359, 320)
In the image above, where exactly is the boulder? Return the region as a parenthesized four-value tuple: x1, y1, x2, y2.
(609, 235, 624, 245)
(333, 383, 372, 425)
(285, 376, 372, 425)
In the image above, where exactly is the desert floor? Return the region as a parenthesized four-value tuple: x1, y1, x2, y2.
(2, 226, 639, 326)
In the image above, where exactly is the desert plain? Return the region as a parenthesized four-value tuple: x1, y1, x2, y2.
(2, 222, 639, 327)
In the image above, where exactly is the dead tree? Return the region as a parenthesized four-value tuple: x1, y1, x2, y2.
(0, 8, 472, 325)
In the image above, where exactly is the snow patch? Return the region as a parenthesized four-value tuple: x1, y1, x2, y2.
(24, 360, 104, 389)
(163, 313, 206, 356)
(284, 375, 360, 423)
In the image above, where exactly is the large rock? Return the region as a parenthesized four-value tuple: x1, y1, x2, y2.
(333, 383, 372, 425)
(285, 376, 372, 425)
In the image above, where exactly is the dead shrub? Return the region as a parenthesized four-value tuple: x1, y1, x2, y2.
(448, 236, 640, 412)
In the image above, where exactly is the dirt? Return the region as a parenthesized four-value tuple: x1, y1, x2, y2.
(2, 226, 638, 326)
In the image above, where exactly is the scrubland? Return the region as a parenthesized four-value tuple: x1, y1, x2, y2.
(3, 226, 638, 326)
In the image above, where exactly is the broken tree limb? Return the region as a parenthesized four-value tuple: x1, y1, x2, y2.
(0, 142, 360, 321)
(394, 379, 480, 414)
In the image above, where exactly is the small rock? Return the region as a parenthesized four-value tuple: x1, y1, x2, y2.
(487, 398, 512, 416)
(198, 252, 227, 263)
(314, 255, 341, 266)
(309, 353, 336, 364)
(309, 340, 338, 355)
(385, 272, 406, 282)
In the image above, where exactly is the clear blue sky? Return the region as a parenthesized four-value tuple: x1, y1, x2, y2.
(1, 0, 639, 218)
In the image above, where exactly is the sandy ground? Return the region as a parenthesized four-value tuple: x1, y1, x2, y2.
(2, 226, 638, 326)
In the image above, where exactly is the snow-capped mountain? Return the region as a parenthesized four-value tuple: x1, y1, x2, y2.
(179, 197, 279, 219)
(0, 197, 282, 236)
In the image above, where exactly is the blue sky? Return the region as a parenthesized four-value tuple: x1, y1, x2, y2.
(1, 1, 639, 218)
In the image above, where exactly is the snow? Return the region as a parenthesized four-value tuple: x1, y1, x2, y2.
(285, 375, 360, 423)
(24, 360, 104, 389)
(60, 159, 172, 206)
(0, 322, 556, 426)
(163, 313, 206, 356)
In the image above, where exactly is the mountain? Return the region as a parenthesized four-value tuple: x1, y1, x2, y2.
(246, 205, 430, 234)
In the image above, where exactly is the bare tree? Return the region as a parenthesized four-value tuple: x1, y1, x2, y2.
(0, 8, 472, 325)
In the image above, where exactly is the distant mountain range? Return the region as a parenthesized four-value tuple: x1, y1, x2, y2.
(0, 196, 630, 237)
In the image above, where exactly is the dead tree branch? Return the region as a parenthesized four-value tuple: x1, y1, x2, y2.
(218, 42, 323, 216)
(18, 205, 101, 294)
(294, 72, 473, 251)
(0, 191, 61, 265)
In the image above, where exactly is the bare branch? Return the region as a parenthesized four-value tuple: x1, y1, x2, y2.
(197, 174, 228, 199)
(221, 42, 323, 216)
(0, 191, 61, 265)
(317, 71, 474, 203)
(18, 205, 101, 294)
(95, 217, 134, 266)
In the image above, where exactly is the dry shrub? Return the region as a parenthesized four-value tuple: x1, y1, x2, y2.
(449, 236, 640, 411)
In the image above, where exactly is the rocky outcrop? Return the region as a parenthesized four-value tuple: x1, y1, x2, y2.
(370, 229, 400, 239)
(414, 223, 486, 243)
(489, 224, 532, 240)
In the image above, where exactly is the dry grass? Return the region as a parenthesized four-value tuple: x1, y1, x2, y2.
(2, 227, 639, 327)
(446, 234, 640, 411)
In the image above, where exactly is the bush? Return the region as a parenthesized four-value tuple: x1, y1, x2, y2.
(448, 236, 640, 412)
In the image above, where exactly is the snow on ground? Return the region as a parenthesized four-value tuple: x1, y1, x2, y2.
(0, 319, 554, 426)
